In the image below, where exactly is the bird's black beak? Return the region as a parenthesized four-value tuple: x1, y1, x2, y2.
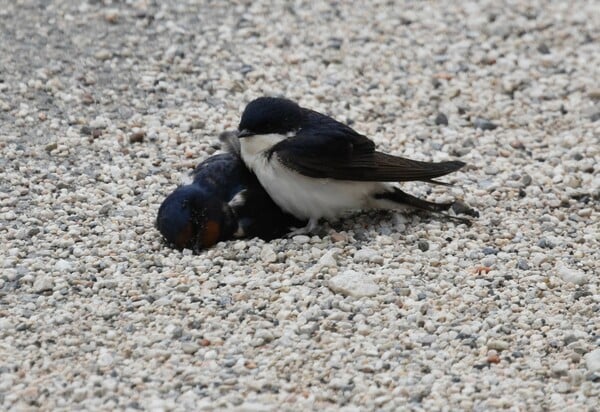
(237, 129, 253, 138)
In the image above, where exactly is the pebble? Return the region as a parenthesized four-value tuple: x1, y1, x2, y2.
(484, 166, 499, 175)
(328, 270, 379, 297)
(537, 238, 554, 249)
(417, 240, 429, 252)
(330, 231, 348, 242)
(129, 131, 146, 143)
(55, 259, 72, 272)
(588, 89, 600, 100)
(551, 360, 570, 377)
(97, 348, 114, 367)
(260, 245, 277, 263)
(182, 342, 200, 355)
(482, 247, 498, 255)
(90, 116, 109, 129)
(318, 249, 339, 268)
(353, 248, 384, 264)
(292, 235, 310, 244)
(434, 113, 448, 126)
(531, 253, 548, 267)
(98, 303, 120, 320)
(585, 349, 600, 372)
(32, 275, 54, 293)
(473, 117, 498, 130)
(487, 340, 509, 351)
(557, 264, 587, 285)
(104, 9, 119, 24)
(555, 381, 571, 394)
(94, 49, 112, 61)
(537, 43, 551, 54)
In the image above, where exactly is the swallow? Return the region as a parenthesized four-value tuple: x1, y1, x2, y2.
(236, 97, 476, 233)
(156, 145, 305, 252)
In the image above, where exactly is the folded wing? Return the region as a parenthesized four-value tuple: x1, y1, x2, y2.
(271, 112, 465, 183)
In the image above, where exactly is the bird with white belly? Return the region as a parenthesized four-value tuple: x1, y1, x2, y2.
(235, 97, 476, 233)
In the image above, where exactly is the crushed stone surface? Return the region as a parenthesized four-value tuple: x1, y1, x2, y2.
(1, 1, 599, 410)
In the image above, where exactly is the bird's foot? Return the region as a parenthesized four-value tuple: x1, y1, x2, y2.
(287, 218, 319, 237)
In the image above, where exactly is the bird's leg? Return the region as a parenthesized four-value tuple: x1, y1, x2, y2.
(232, 224, 246, 238)
(287, 218, 319, 236)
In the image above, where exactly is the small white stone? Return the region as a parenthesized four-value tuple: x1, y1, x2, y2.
(0, 318, 13, 333)
(97, 348, 114, 367)
(182, 342, 200, 355)
(585, 349, 600, 372)
(556, 263, 587, 285)
(260, 245, 277, 263)
(551, 360, 569, 376)
(233, 240, 247, 251)
(94, 49, 112, 61)
(235, 402, 275, 412)
(33, 275, 54, 293)
(531, 253, 547, 266)
(487, 339, 509, 351)
(353, 248, 384, 264)
(328, 270, 379, 297)
(90, 115, 110, 129)
(292, 235, 310, 244)
(318, 249, 339, 268)
(55, 259, 72, 272)
(555, 381, 571, 394)
(99, 302, 120, 319)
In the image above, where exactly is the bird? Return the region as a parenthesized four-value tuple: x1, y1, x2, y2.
(156, 145, 305, 252)
(236, 96, 475, 233)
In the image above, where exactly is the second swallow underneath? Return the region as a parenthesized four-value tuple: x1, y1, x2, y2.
(235, 97, 473, 233)
(156, 149, 304, 252)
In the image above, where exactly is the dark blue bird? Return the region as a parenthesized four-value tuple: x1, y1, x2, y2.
(156, 142, 305, 252)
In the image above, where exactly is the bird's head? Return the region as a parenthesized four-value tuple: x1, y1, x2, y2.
(237, 97, 304, 138)
(156, 185, 232, 252)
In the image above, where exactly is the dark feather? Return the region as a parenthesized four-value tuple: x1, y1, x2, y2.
(273, 123, 465, 183)
(375, 188, 473, 224)
(219, 130, 241, 156)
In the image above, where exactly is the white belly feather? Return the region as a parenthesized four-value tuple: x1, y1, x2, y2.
(240, 134, 388, 220)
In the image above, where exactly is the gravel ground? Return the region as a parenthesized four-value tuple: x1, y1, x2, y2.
(1, 0, 599, 410)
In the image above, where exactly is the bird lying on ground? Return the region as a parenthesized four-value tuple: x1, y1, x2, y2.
(156, 142, 305, 252)
(235, 97, 477, 233)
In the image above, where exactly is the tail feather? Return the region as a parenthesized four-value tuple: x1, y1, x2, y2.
(374, 187, 474, 224)
(371, 153, 465, 183)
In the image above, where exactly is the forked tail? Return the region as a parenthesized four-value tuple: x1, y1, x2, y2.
(374, 187, 475, 224)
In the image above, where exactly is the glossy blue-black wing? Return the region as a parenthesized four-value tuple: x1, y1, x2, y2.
(272, 110, 465, 183)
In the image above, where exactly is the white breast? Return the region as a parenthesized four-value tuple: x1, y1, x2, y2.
(240, 134, 386, 220)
